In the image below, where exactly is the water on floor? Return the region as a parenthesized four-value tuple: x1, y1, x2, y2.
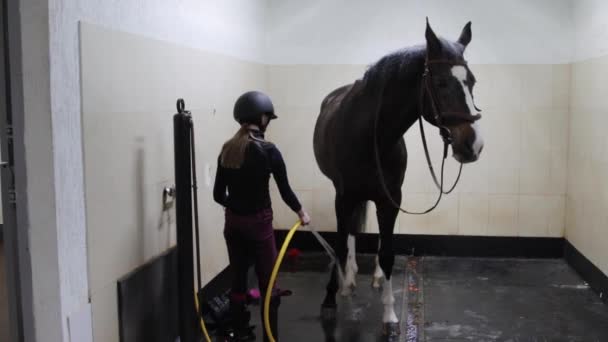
(241, 253, 608, 342)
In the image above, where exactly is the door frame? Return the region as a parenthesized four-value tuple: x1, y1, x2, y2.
(1, 0, 36, 341)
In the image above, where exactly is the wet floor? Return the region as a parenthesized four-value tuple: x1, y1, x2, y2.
(242, 253, 608, 342)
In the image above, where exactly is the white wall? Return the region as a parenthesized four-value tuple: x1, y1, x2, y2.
(266, 0, 574, 65)
(19, 1, 63, 341)
(572, 0, 608, 61)
(81, 23, 266, 342)
(40, 1, 267, 341)
(566, 0, 608, 277)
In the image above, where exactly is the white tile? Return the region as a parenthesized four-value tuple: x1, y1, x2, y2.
(488, 162, 520, 194)
(488, 195, 518, 236)
(426, 193, 459, 235)
(398, 194, 430, 234)
(547, 196, 566, 237)
(365, 202, 380, 234)
(456, 155, 489, 194)
(552, 64, 571, 109)
(267, 106, 318, 189)
(458, 194, 489, 236)
(548, 148, 568, 195)
(549, 110, 570, 153)
(68, 303, 93, 342)
(311, 187, 337, 232)
(519, 65, 554, 110)
(482, 65, 522, 109)
(91, 285, 119, 342)
(518, 195, 549, 237)
(519, 154, 551, 195)
(271, 188, 313, 230)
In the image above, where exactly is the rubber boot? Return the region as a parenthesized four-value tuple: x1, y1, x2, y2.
(225, 302, 256, 341)
(262, 296, 281, 342)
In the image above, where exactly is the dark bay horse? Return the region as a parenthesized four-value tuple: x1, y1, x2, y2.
(313, 20, 484, 335)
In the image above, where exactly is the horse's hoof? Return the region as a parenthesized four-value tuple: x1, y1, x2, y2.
(341, 282, 357, 296)
(340, 287, 353, 297)
(382, 322, 400, 337)
(320, 305, 337, 320)
(372, 277, 383, 289)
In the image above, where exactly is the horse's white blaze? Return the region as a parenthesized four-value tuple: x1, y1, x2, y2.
(382, 277, 398, 323)
(471, 121, 484, 156)
(451, 65, 484, 156)
(342, 234, 358, 295)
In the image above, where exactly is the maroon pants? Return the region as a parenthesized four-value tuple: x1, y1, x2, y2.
(224, 208, 277, 303)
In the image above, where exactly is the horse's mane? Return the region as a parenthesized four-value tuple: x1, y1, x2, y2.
(362, 45, 426, 91)
(362, 38, 464, 91)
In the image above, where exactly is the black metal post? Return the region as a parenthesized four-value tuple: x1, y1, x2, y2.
(173, 99, 201, 342)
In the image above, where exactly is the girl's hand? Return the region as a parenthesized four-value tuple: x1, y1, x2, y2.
(297, 209, 311, 226)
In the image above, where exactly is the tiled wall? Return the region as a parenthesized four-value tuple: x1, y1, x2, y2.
(268, 64, 570, 237)
(566, 55, 608, 276)
(80, 24, 266, 342)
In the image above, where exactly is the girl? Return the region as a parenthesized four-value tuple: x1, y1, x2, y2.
(214, 91, 311, 341)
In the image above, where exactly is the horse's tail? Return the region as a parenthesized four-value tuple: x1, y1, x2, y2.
(350, 201, 369, 236)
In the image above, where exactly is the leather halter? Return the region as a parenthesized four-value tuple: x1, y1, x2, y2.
(420, 59, 482, 145)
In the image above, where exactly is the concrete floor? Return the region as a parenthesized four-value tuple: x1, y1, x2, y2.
(0, 241, 10, 342)
(239, 254, 608, 342)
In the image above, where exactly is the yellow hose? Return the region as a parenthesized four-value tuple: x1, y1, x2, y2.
(264, 221, 302, 342)
(194, 290, 212, 342)
(193, 221, 301, 342)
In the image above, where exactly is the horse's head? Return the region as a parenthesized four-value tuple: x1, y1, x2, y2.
(422, 20, 483, 164)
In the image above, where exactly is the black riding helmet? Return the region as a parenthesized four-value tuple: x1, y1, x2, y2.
(233, 91, 277, 126)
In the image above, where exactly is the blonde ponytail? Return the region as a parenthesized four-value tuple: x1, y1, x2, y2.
(220, 126, 251, 169)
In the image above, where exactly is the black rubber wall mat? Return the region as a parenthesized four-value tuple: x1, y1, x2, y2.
(117, 247, 179, 342)
(274, 231, 565, 258)
(564, 240, 608, 304)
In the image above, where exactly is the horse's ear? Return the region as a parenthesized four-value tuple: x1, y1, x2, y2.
(458, 22, 472, 48)
(425, 18, 441, 56)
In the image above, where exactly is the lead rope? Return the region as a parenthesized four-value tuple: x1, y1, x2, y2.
(420, 68, 464, 194)
(373, 87, 446, 215)
(418, 115, 463, 194)
(373, 69, 464, 215)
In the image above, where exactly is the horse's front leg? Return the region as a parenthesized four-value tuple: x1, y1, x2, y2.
(322, 195, 357, 315)
(341, 234, 359, 296)
(376, 200, 400, 336)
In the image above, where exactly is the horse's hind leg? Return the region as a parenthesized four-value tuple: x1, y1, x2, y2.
(376, 200, 400, 335)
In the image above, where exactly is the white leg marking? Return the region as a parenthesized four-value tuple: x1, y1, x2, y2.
(372, 240, 384, 288)
(382, 277, 398, 323)
(372, 256, 384, 288)
(341, 234, 358, 296)
(451, 65, 484, 156)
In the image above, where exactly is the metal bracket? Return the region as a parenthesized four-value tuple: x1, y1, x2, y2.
(162, 186, 175, 211)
